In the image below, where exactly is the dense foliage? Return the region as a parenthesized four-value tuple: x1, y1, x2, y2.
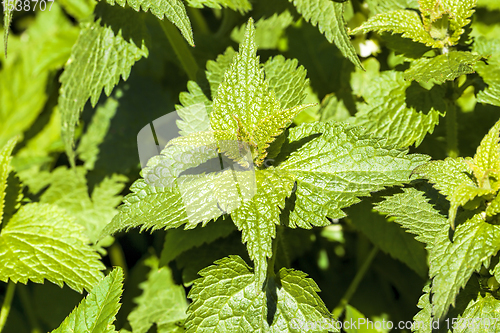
(1, 0, 500, 332)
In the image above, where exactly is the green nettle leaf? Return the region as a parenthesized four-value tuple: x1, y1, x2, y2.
(474, 37, 500, 107)
(231, 169, 295, 283)
(128, 256, 188, 333)
(105, 0, 194, 46)
(413, 284, 433, 333)
(41, 167, 127, 243)
(210, 19, 312, 166)
(231, 11, 294, 50)
(430, 213, 500, 320)
(288, 0, 362, 69)
(205, 47, 236, 100)
(185, 0, 252, 13)
(452, 293, 500, 333)
(416, 119, 500, 228)
(185, 255, 335, 332)
(353, 0, 477, 48)
(263, 55, 309, 110)
(404, 52, 484, 84)
(51, 267, 123, 333)
(0, 138, 17, 224)
(351, 10, 437, 47)
(354, 70, 446, 148)
(0, 203, 105, 292)
(374, 188, 448, 251)
(59, 9, 148, 165)
(277, 122, 429, 228)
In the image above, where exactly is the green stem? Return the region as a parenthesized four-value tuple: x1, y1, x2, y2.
(159, 20, 199, 81)
(0, 281, 15, 333)
(332, 246, 378, 319)
(446, 102, 459, 158)
(18, 285, 41, 333)
(109, 241, 128, 279)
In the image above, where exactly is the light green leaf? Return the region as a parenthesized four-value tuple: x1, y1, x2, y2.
(58, 0, 96, 20)
(344, 305, 380, 333)
(77, 92, 119, 170)
(41, 167, 127, 243)
(106, 0, 194, 46)
(354, 70, 445, 148)
(0, 203, 105, 292)
(448, 184, 491, 229)
(452, 293, 500, 333)
(289, 0, 362, 69)
(231, 11, 294, 50)
(59, 10, 148, 165)
(414, 158, 476, 199)
(128, 256, 188, 333)
(412, 284, 433, 333)
(477, 0, 500, 10)
(210, 19, 311, 165)
(176, 102, 211, 136)
(264, 55, 309, 110)
(278, 122, 429, 228)
(51, 267, 123, 333)
(374, 188, 448, 251)
(473, 118, 500, 173)
(430, 213, 500, 319)
(0, 138, 16, 225)
(177, 81, 213, 115)
(351, 10, 437, 48)
(160, 217, 236, 265)
(486, 193, 500, 217)
(186, 255, 335, 332)
(404, 52, 483, 84)
(474, 37, 500, 107)
(205, 47, 236, 100)
(231, 169, 295, 283)
(365, 0, 419, 15)
(185, 0, 251, 13)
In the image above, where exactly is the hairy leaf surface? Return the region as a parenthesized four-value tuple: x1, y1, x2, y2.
(289, 0, 362, 69)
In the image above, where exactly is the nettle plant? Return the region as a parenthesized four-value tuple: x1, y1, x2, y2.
(1, 0, 500, 332)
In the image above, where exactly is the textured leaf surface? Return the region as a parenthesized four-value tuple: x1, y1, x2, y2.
(278, 122, 429, 228)
(453, 293, 500, 333)
(186, 255, 335, 332)
(128, 256, 188, 333)
(185, 0, 251, 13)
(51, 267, 123, 333)
(264, 55, 309, 110)
(413, 284, 433, 333)
(404, 52, 483, 84)
(106, 0, 194, 45)
(289, 0, 362, 69)
(0, 138, 16, 225)
(352, 10, 437, 47)
(176, 102, 211, 136)
(205, 47, 236, 100)
(0, 203, 105, 292)
(375, 188, 448, 251)
(354, 71, 445, 148)
(41, 167, 126, 243)
(430, 213, 500, 319)
(231, 169, 295, 283)
(474, 37, 500, 107)
(59, 12, 148, 165)
(210, 19, 310, 165)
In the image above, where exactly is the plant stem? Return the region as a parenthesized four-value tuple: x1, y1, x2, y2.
(18, 285, 41, 333)
(109, 241, 128, 279)
(446, 102, 459, 158)
(331, 246, 378, 319)
(0, 281, 15, 333)
(159, 20, 199, 81)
